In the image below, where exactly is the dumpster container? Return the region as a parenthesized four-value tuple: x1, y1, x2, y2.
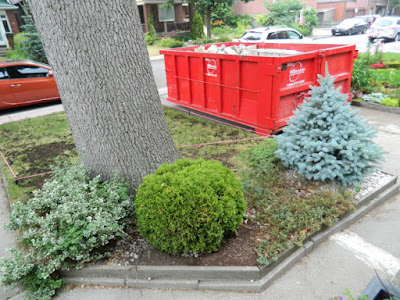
(160, 42, 357, 135)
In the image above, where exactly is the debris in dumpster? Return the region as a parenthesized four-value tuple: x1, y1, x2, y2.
(194, 44, 302, 56)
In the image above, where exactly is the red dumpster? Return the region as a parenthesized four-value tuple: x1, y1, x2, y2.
(160, 42, 357, 135)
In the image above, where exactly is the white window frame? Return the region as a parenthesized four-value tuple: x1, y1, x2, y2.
(158, 4, 175, 22)
(0, 11, 12, 34)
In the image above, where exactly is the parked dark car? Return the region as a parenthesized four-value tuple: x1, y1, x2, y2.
(331, 18, 368, 35)
(0, 60, 60, 110)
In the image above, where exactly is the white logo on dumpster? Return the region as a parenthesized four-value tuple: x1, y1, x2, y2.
(288, 62, 305, 83)
(205, 58, 217, 77)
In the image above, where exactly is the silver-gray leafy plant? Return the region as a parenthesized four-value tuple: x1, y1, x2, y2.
(0, 163, 133, 299)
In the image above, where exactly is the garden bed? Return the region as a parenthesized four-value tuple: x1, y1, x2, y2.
(60, 172, 398, 292)
(351, 51, 400, 113)
(0, 106, 396, 278)
(97, 171, 396, 268)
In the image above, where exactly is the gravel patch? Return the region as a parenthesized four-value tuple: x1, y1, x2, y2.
(353, 171, 394, 203)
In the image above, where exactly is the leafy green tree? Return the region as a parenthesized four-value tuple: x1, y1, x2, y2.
(263, 0, 304, 26)
(275, 70, 383, 186)
(293, 7, 318, 36)
(190, 0, 253, 38)
(255, 14, 271, 26)
(20, 4, 48, 63)
(145, 15, 156, 45)
(388, 0, 400, 14)
(191, 11, 205, 39)
(211, 2, 237, 27)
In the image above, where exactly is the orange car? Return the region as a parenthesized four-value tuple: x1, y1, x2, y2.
(0, 60, 60, 110)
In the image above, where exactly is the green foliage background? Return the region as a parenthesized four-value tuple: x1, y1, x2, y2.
(20, 4, 48, 63)
(191, 12, 205, 39)
(256, 0, 318, 35)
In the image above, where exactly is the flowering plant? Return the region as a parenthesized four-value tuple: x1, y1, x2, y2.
(371, 60, 386, 69)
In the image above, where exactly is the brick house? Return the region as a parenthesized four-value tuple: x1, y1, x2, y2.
(137, 0, 193, 33)
(232, 0, 318, 17)
(0, 0, 21, 50)
(2, 0, 192, 48)
(232, 0, 389, 24)
(317, 0, 388, 23)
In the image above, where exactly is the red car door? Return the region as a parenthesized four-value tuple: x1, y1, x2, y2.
(6, 65, 60, 104)
(0, 67, 16, 109)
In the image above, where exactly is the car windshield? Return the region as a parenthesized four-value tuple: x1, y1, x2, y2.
(374, 19, 393, 26)
(241, 31, 262, 41)
(355, 17, 368, 22)
(339, 19, 357, 26)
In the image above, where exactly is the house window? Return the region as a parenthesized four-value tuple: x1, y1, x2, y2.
(1, 14, 12, 34)
(138, 6, 145, 24)
(182, 3, 189, 22)
(158, 4, 175, 22)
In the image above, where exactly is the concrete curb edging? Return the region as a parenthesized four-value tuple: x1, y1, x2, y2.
(149, 55, 164, 61)
(62, 175, 399, 292)
(351, 101, 400, 115)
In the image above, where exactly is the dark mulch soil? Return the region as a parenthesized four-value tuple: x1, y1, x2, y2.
(103, 221, 264, 267)
(11, 142, 75, 191)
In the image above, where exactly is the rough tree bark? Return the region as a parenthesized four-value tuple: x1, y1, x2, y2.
(29, 0, 180, 191)
(205, 7, 212, 38)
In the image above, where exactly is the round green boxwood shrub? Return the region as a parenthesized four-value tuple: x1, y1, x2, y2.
(135, 159, 246, 255)
(159, 38, 184, 48)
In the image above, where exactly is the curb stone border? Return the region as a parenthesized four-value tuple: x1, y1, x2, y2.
(351, 101, 400, 115)
(62, 174, 399, 292)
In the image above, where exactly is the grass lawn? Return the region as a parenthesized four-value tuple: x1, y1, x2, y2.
(0, 108, 258, 203)
(0, 106, 354, 263)
(147, 44, 167, 56)
(382, 52, 400, 61)
(375, 68, 400, 85)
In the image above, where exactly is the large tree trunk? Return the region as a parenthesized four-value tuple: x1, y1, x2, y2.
(205, 7, 212, 38)
(29, 0, 180, 191)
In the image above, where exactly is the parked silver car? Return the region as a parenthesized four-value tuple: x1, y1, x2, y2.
(367, 16, 400, 42)
(234, 27, 310, 43)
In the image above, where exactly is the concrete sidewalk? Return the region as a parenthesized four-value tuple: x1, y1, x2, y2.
(1, 105, 400, 300)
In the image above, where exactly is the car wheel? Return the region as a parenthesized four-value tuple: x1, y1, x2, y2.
(348, 29, 353, 35)
(369, 37, 375, 42)
(362, 27, 366, 34)
(395, 34, 399, 42)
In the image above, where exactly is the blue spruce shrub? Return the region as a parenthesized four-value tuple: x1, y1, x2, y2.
(135, 159, 246, 254)
(275, 72, 383, 185)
